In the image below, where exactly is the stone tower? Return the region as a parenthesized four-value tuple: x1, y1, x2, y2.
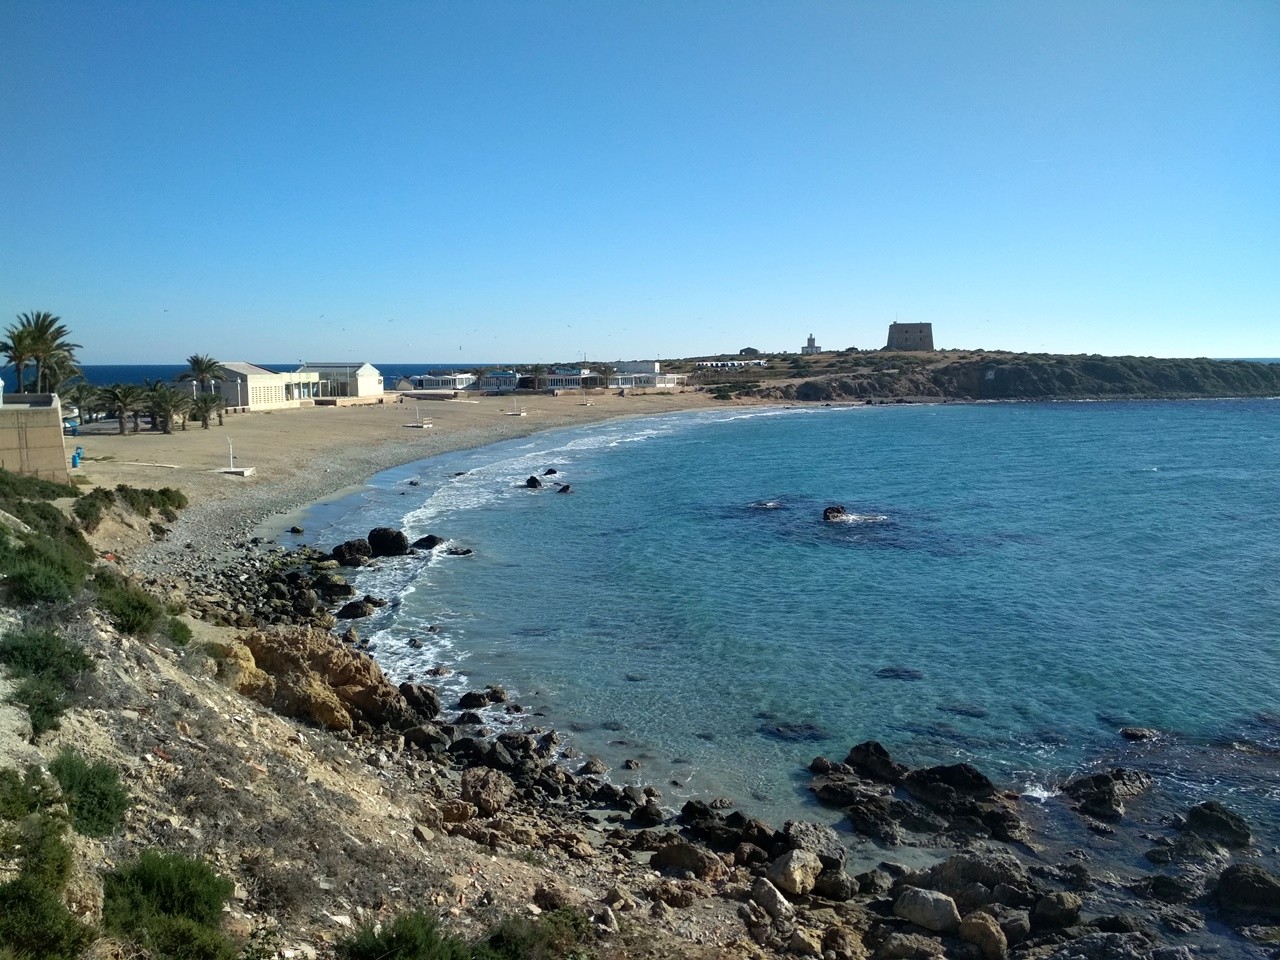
(885, 322, 934, 351)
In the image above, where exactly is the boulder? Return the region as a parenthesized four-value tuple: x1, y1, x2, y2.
(368, 527, 410, 557)
(1217, 864, 1280, 918)
(813, 868, 858, 902)
(766, 848, 823, 897)
(399, 682, 441, 719)
(1185, 800, 1251, 848)
(1032, 892, 1082, 930)
(895, 887, 961, 933)
(845, 741, 908, 783)
(332, 538, 372, 566)
(750, 876, 795, 921)
(557, 484, 572, 494)
(1061, 768, 1154, 821)
(959, 910, 1008, 960)
(1120, 727, 1159, 741)
(404, 724, 451, 753)
(525, 476, 543, 489)
(411, 534, 446, 550)
(336, 599, 377, 620)
(458, 689, 492, 709)
(460, 767, 515, 815)
(873, 933, 945, 960)
(783, 819, 846, 869)
(824, 505, 847, 521)
(650, 840, 727, 882)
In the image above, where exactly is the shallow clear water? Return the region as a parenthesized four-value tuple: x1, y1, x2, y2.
(286, 400, 1280, 833)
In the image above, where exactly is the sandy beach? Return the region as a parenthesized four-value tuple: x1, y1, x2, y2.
(73, 390, 723, 568)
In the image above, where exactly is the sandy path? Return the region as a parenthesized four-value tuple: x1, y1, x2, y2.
(73, 391, 721, 569)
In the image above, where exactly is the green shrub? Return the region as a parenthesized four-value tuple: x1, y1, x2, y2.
(113, 485, 189, 521)
(49, 749, 129, 837)
(0, 768, 58, 821)
(0, 874, 94, 960)
(14, 675, 74, 736)
(92, 567, 163, 636)
(0, 470, 78, 503)
(0, 628, 92, 735)
(104, 850, 234, 933)
(337, 911, 474, 960)
(72, 487, 115, 532)
(165, 617, 193, 647)
(477, 908, 594, 960)
(0, 518, 92, 606)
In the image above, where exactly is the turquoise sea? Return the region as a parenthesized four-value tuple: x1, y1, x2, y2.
(285, 400, 1280, 852)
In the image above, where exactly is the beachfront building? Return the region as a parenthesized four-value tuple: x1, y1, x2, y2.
(886, 322, 935, 351)
(213, 362, 321, 411)
(801, 334, 822, 355)
(477, 371, 520, 392)
(412, 372, 477, 391)
(607, 360, 688, 390)
(297, 362, 384, 398)
(0, 384, 71, 483)
(533, 368, 605, 390)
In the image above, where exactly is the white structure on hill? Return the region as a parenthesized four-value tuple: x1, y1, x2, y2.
(298, 362, 383, 398)
(214, 363, 320, 411)
(801, 334, 821, 355)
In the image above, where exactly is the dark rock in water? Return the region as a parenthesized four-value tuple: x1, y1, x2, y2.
(876, 666, 925, 680)
(362, 594, 388, 607)
(1184, 800, 1251, 848)
(332, 537, 372, 566)
(525, 475, 543, 489)
(1130, 874, 1199, 904)
(458, 690, 492, 709)
(367, 527, 409, 557)
(445, 547, 473, 556)
(758, 721, 829, 743)
(1120, 726, 1160, 741)
(543, 468, 558, 475)
(823, 504, 847, 521)
(1032, 891, 1082, 930)
(399, 682, 441, 719)
(412, 534, 446, 550)
(557, 484, 572, 494)
(1061, 768, 1154, 821)
(846, 740, 908, 784)
(938, 703, 989, 719)
(289, 525, 304, 534)
(903, 763, 997, 807)
(336, 599, 377, 619)
(601, 720, 625, 732)
(1217, 864, 1280, 918)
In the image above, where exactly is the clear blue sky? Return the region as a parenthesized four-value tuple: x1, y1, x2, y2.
(2, 0, 1277, 364)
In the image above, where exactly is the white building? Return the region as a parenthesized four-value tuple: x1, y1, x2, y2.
(695, 359, 768, 368)
(214, 363, 321, 411)
(298, 362, 384, 398)
(412, 373, 477, 391)
(801, 334, 821, 355)
(477, 371, 520, 392)
(606, 360, 687, 390)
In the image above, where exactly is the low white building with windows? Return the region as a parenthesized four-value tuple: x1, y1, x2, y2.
(214, 363, 320, 411)
(477, 371, 520, 392)
(298, 362, 383, 398)
(412, 372, 477, 391)
(607, 360, 687, 390)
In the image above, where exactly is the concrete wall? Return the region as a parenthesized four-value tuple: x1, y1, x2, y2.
(0, 395, 69, 483)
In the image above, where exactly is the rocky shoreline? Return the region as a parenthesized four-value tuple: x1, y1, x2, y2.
(116, 514, 1280, 959)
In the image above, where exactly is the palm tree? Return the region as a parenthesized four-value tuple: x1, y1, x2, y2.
(190, 392, 225, 430)
(178, 354, 226, 394)
(0, 320, 38, 392)
(20, 312, 80, 393)
(63, 380, 99, 424)
(98, 384, 145, 435)
(145, 381, 188, 435)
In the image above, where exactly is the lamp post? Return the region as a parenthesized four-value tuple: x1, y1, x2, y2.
(227, 437, 234, 469)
